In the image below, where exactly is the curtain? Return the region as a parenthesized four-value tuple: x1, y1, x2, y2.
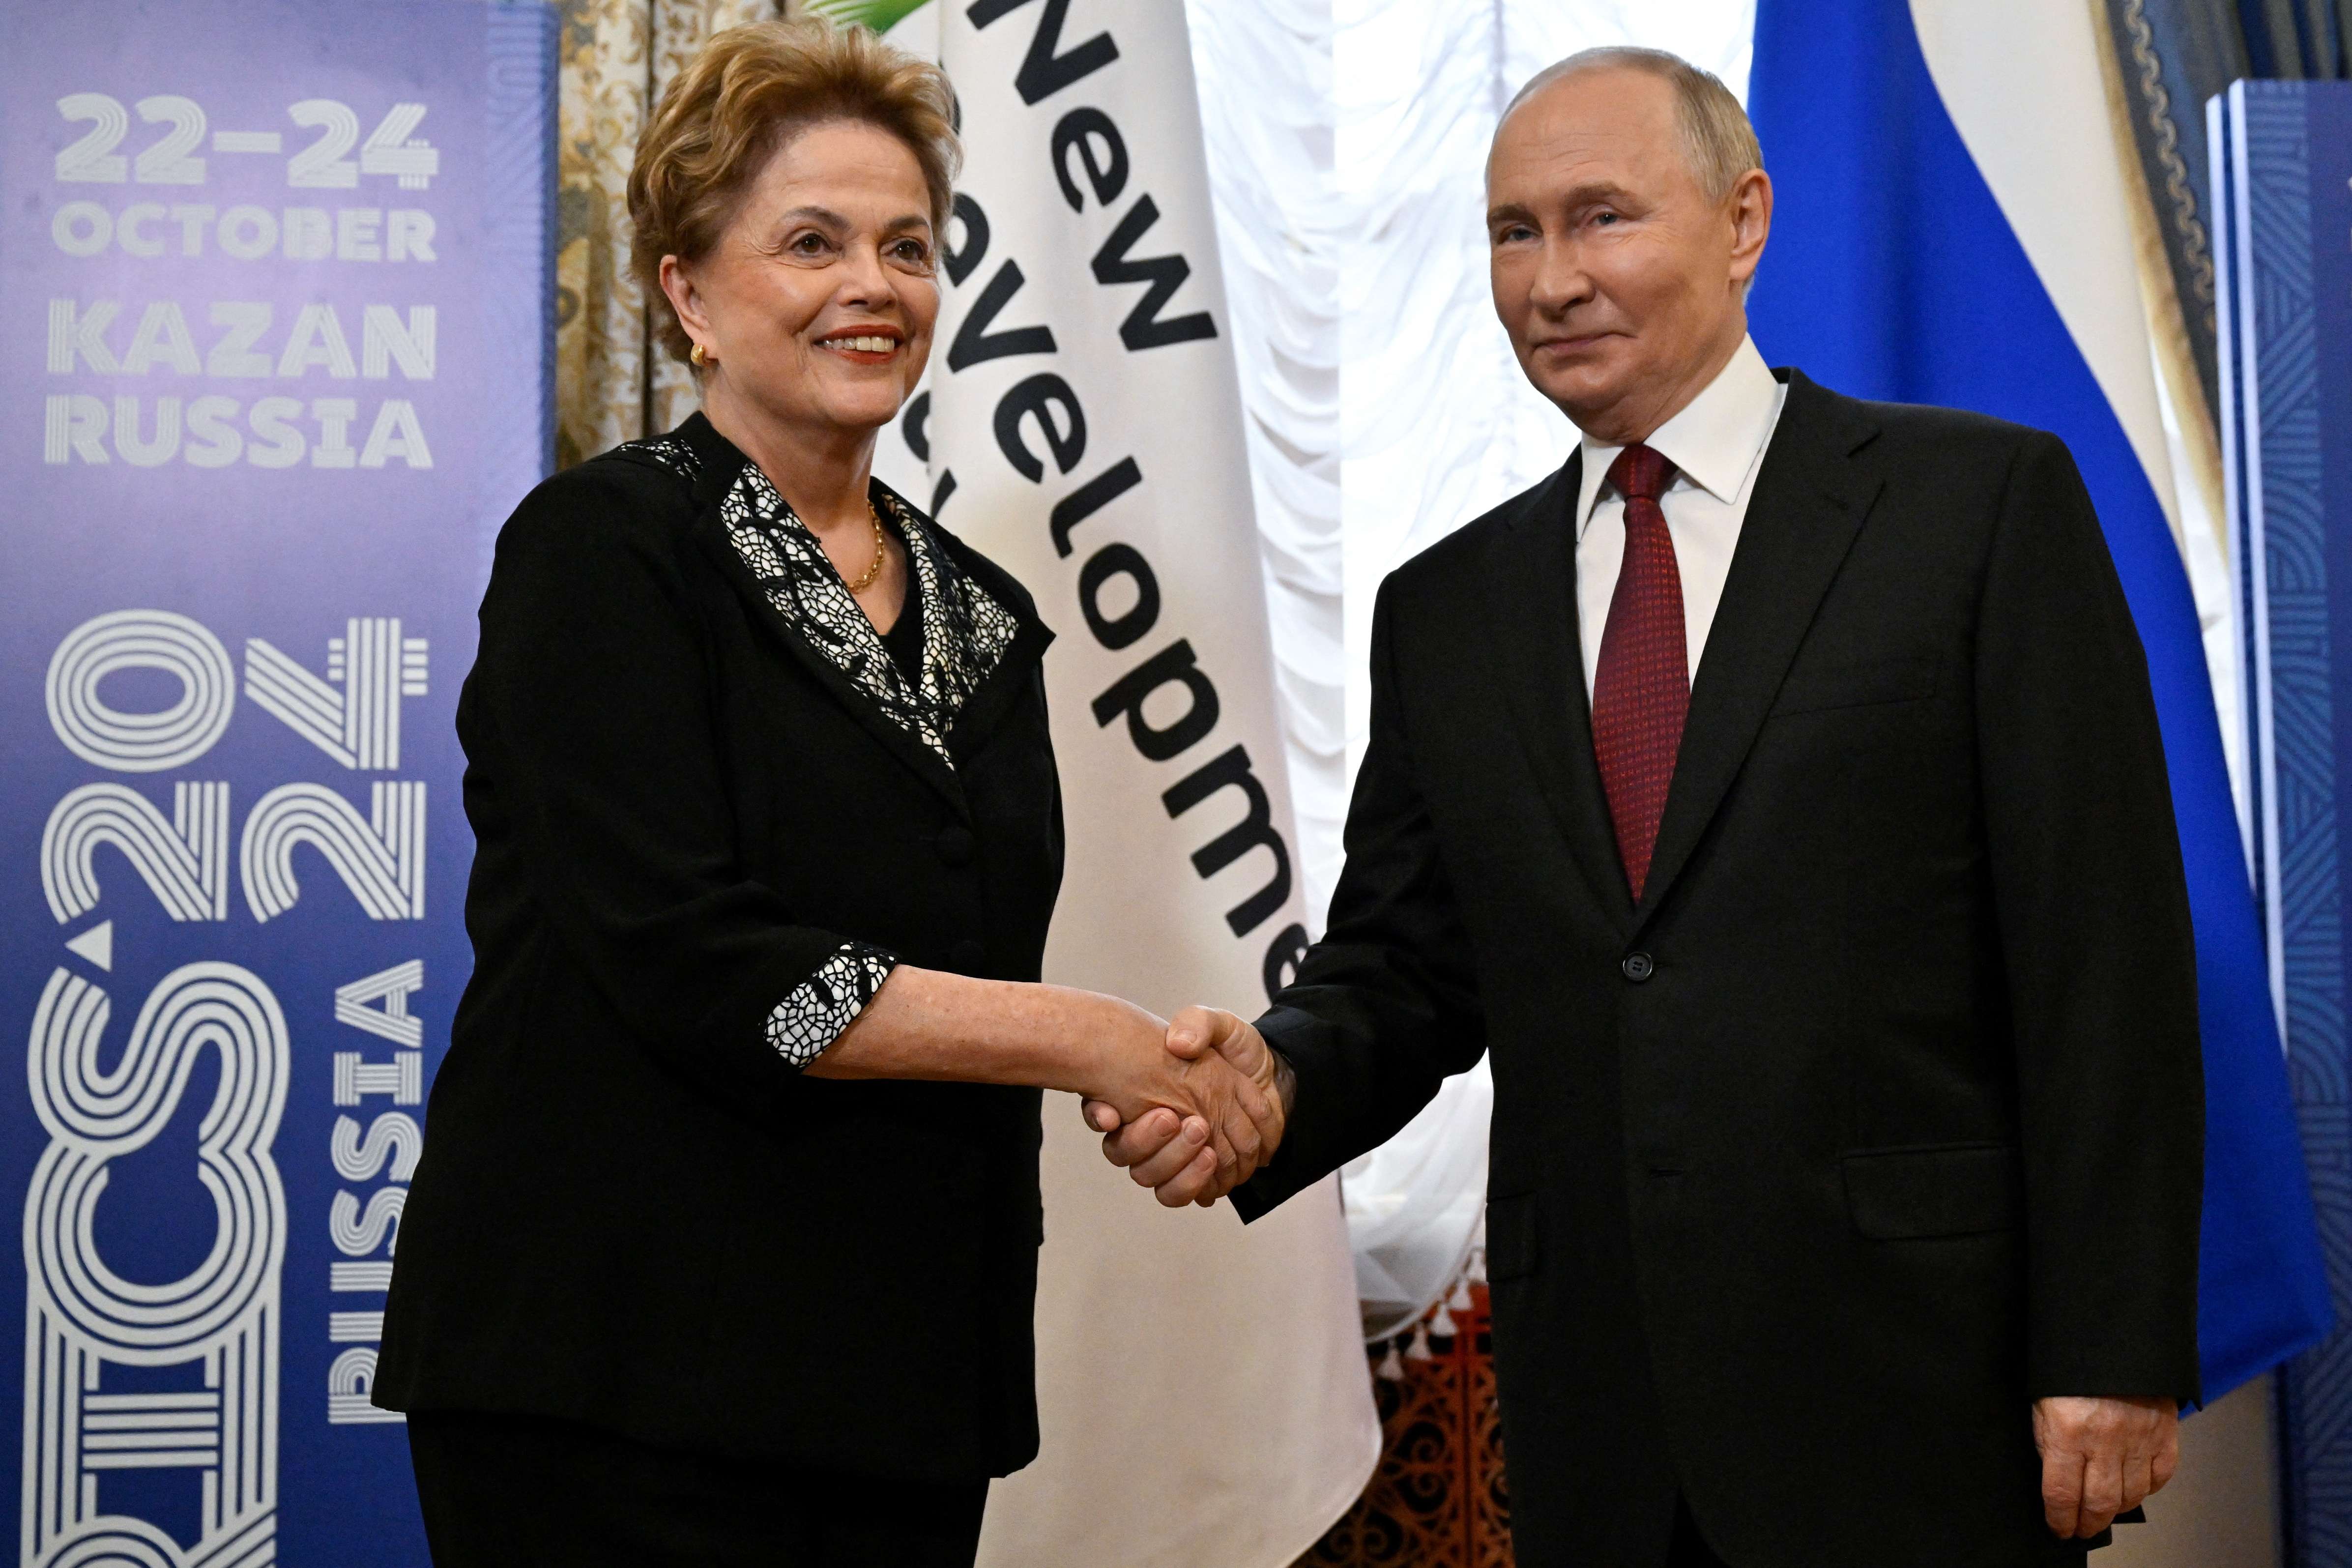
(554, 0, 783, 468)
(1295, 1288, 1512, 1568)
(2237, 0, 2351, 75)
(2097, 0, 2349, 446)
(2096, 0, 2249, 437)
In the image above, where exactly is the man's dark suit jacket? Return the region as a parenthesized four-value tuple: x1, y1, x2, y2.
(1233, 371, 2205, 1568)
(376, 413, 1063, 1481)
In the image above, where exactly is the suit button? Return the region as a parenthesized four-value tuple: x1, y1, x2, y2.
(950, 938, 986, 971)
(1621, 952, 1654, 983)
(937, 826, 975, 866)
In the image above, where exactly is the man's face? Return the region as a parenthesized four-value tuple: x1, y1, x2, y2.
(1487, 68, 1766, 443)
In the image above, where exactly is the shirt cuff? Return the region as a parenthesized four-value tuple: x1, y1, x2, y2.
(764, 942, 899, 1070)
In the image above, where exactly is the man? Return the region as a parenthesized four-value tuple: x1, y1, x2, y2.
(1091, 46, 2203, 1568)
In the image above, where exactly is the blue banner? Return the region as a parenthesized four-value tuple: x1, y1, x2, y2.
(0, 2, 552, 1562)
(2218, 76, 2352, 1567)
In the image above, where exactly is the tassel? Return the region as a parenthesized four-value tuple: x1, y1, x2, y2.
(1376, 1340, 1405, 1381)
(1430, 1302, 1457, 1339)
(1406, 1322, 1434, 1362)
(1449, 1273, 1476, 1312)
(1466, 1246, 1488, 1284)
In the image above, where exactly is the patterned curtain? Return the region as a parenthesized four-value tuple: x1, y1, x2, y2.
(554, 0, 785, 468)
(2096, 0, 2349, 445)
(2096, 0, 2250, 442)
(1296, 1287, 1513, 1568)
(2236, 0, 2352, 75)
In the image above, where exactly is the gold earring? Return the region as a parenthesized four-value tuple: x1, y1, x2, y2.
(690, 342, 709, 368)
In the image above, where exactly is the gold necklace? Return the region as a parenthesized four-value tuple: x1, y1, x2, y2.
(845, 500, 888, 593)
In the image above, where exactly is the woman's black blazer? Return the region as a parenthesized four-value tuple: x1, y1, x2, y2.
(376, 413, 1063, 1481)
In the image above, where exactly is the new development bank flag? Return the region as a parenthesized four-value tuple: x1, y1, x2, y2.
(812, 1, 1380, 1563)
(1746, 0, 2329, 1397)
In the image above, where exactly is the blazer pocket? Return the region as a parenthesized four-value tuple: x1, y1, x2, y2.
(1840, 1143, 2021, 1240)
(1485, 1191, 1540, 1281)
(1771, 654, 1940, 717)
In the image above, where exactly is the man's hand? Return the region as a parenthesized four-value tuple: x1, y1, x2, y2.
(1074, 1000, 1279, 1206)
(1083, 1008, 1290, 1208)
(2032, 1395, 2178, 1539)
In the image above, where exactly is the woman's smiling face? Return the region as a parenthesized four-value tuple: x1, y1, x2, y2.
(670, 117, 939, 443)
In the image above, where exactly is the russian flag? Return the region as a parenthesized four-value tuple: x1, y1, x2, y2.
(1743, 0, 2329, 1398)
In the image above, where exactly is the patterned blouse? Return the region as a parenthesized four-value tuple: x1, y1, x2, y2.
(616, 431, 1021, 1071)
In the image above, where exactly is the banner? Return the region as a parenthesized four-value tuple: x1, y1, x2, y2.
(838, 0, 1381, 1561)
(2216, 76, 2352, 1562)
(0, 2, 553, 1562)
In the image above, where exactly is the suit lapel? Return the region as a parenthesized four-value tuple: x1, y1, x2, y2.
(1630, 371, 1884, 934)
(692, 519, 979, 821)
(1491, 453, 1637, 928)
(928, 520, 1055, 763)
(671, 417, 990, 823)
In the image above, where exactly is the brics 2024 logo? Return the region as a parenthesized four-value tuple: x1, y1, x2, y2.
(23, 608, 430, 1568)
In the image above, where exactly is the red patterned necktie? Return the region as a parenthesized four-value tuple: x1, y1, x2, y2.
(1591, 443, 1686, 901)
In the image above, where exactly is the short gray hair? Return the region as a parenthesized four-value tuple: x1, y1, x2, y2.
(1502, 47, 1762, 205)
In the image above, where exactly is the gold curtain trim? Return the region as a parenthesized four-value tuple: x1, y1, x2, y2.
(2088, 0, 2228, 565)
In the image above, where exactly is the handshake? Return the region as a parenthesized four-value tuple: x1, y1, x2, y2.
(1078, 1007, 1293, 1208)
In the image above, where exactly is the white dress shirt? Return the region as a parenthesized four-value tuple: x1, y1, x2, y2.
(1573, 335, 1788, 698)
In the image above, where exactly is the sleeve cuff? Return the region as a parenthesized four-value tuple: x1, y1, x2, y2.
(763, 942, 899, 1070)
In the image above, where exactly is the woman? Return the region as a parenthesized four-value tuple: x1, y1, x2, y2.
(375, 20, 1278, 1567)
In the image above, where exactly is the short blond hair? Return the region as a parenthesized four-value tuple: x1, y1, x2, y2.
(1504, 47, 1762, 204)
(628, 17, 960, 366)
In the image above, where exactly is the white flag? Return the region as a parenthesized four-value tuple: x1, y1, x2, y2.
(832, 0, 1381, 1559)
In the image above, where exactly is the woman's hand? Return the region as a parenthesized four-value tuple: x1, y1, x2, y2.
(810, 971, 1275, 1201)
(1083, 1007, 1290, 1208)
(1078, 1002, 1284, 1208)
